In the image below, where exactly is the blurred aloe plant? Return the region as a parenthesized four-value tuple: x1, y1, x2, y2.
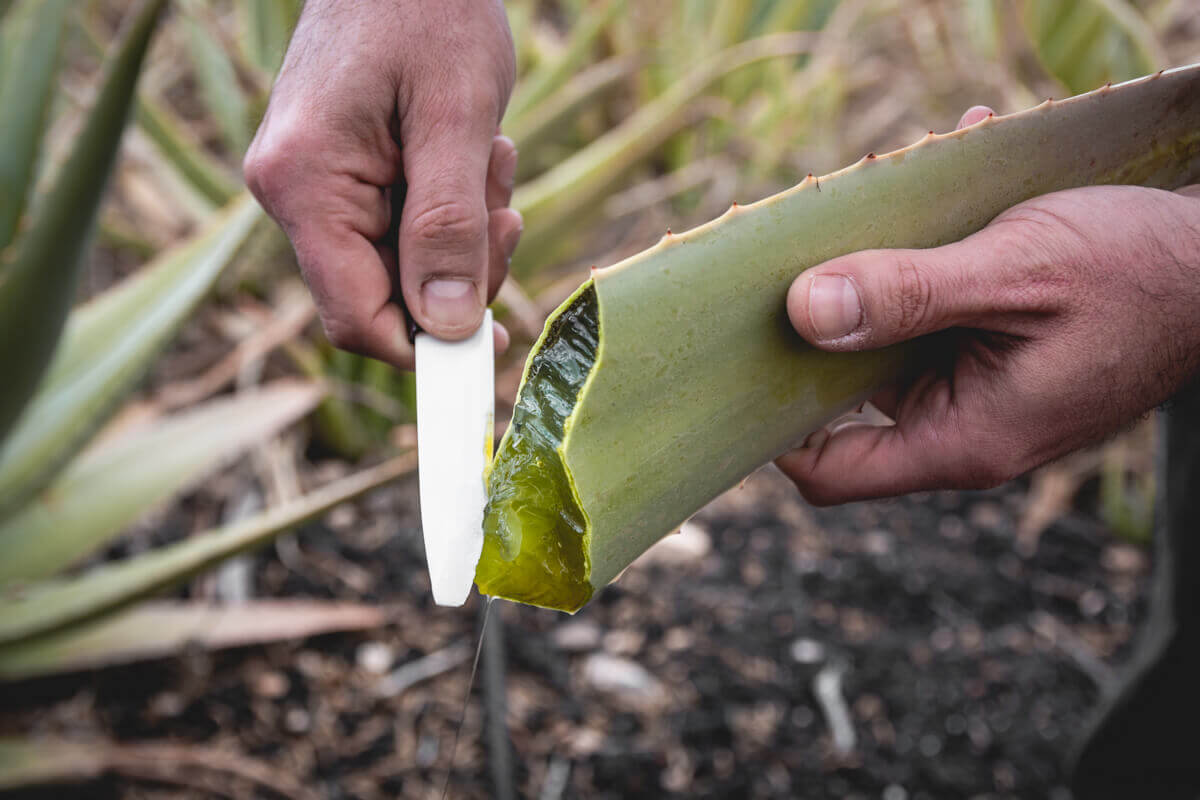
(0, 0, 413, 697)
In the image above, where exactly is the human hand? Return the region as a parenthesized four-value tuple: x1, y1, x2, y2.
(243, 0, 521, 369)
(777, 106, 1200, 505)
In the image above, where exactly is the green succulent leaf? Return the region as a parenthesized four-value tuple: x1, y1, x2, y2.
(237, 0, 300, 75)
(0, 600, 381, 680)
(181, 0, 252, 155)
(0, 0, 71, 253)
(0, 195, 262, 522)
(1022, 0, 1164, 94)
(0, 381, 324, 584)
(0, 453, 415, 646)
(0, 0, 168, 445)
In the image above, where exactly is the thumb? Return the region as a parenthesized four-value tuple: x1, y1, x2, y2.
(398, 103, 496, 340)
(786, 235, 1002, 352)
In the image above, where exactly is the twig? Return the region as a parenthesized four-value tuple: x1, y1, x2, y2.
(813, 662, 856, 756)
(377, 642, 472, 698)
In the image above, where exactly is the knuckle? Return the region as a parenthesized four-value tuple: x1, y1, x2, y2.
(892, 256, 936, 336)
(320, 314, 368, 354)
(242, 126, 309, 203)
(408, 199, 486, 252)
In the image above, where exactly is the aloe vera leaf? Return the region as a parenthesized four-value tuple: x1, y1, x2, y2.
(180, 0, 251, 155)
(478, 64, 1200, 612)
(237, 0, 300, 75)
(0, 600, 381, 680)
(505, 0, 625, 127)
(0, 453, 415, 645)
(508, 55, 637, 163)
(0, 381, 323, 584)
(1022, 0, 1164, 94)
(0, 0, 70, 253)
(0, 0, 167, 446)
(0, 195, 262, 522)
(512, 32, 813, 276)
(77, 14, 241, 206)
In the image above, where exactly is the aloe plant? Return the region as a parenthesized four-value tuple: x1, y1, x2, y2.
(478, 64, 1200, 612)
(0, 0, 167, 443)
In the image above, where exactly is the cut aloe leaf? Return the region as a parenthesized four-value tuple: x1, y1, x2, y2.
(0, 0, 167, 445)
(0, 195, 262, 522)
(479, 64, 1200, 612)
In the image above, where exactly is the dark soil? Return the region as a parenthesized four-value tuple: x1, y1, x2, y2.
(0, 466, 1151, 800)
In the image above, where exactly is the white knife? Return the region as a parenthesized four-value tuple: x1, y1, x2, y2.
(415, 310, 494, 606)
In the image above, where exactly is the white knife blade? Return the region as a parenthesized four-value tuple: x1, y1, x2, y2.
(415, 310, 494, 606)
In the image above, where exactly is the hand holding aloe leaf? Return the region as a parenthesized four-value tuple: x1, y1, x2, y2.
(779, 106, 1200, 504)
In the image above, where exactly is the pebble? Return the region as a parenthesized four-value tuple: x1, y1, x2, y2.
(356, 641, 395, 675)
(636, 521, 711, 565)
(582, 653, 665, 702)
(790, 637, 826, 665)
(553, 620, 602, 652)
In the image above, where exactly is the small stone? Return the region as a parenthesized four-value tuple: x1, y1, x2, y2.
(636, 521, 711, 566)
(1102, 544, 1147, 573)
(790, 638, 826, 665)
(253, 670, 290, 699)
(603, 629, 645, 655)
(968, 502, 1006, 532)
(663, 626, 694, 651)
(284, 708, 310, 733)
(582, 653, 664, 702)
(356, 641, 395, 675)
(882, 785, 908, 800)
(862, 529, 893, 556)
(930, 627, 955, 652)
(553, 620, 602, 652)
(1079, 589, 1107, 618)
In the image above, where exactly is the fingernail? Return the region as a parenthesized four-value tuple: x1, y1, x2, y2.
(497, 143, 518, 189)
(502, 217, 523, 261)
(422, 279, 481, 330)
(809, 275, 862, 340)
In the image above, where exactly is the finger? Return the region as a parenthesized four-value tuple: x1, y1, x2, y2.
(493, 320, 511, 354)
(786, 228, 1013, 352)
(487, 206, 522, 301)
(486, 135, 518, 211)
(957, 105, 995, 130)
(776, 380, 1009, 505)
(294, 225, 415, 369)
(397, 91, 497, 340)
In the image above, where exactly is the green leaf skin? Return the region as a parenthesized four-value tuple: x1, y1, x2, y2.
(0, 0, 168, 446)
(478, 64, 1200, 613)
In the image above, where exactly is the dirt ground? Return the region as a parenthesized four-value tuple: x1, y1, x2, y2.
(0, 458, 1151, 800)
